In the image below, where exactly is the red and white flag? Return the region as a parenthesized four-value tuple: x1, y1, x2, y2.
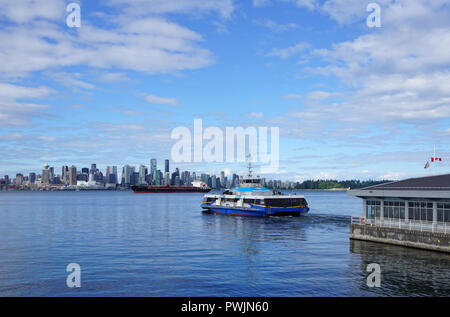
(431, 157, 443, 162)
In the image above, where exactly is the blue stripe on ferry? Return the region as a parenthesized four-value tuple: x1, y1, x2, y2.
(234, 187, 270, 192)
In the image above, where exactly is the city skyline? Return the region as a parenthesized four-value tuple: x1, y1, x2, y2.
(0, 158, 269, 189)
(1, 157, 386, 190)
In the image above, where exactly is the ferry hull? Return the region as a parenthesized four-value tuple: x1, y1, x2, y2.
(201, 203, 309, 217)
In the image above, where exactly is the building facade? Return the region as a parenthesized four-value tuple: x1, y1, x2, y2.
(348, 174, 450, 252)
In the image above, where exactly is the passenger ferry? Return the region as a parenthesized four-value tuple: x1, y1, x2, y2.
(201, 159, 309, 217)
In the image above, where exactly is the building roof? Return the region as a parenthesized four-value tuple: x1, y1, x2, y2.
(361, 174, 450, 191)
(347, 174, 450, 199)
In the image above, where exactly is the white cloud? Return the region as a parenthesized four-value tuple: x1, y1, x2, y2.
(287, 0, 450, 132)
(294, 0, 318, 11)
(267, 42, 310, 59)
(47, 72, 95, 90)
(105, 0, 235, 19)
(0, 2, 227, 78)
(253, 18, 299, 32)
(98, 72, 130, 83)
(0, 0, 65, 23)
(0, 83, 53, 126)
(145, 94, 179, 106)
(282, 93, 302, 100)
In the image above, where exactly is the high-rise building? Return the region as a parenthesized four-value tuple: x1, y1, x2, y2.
(220, 171, 225, 187)
(121, 165, 133, 186)
(62, 166, 69, 184)
(164, 172, 170, 185)
(29, 172, 36, 183)
(42, 164, 50, 184)
(139, 165, 148, 185)
(130, 172, 139, 186)
(49, 167, 54, 183)
(171, 168, 180, 185)
(112, 166, 118, 184)
(69, 165, 77, 185)
(15, 174, 24, 185)
(155, 169, 161, 185)
(106, 166, 111, 179)
(150, 159, 157, 177)
(164, 159, 169, 173)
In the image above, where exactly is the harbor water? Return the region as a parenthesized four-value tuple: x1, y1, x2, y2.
(0, 190, 448, 296)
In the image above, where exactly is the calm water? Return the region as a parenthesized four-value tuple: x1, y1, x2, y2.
(0, 190, 448, 297)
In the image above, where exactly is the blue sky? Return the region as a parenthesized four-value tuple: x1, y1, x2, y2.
(1, 0, 450, 181)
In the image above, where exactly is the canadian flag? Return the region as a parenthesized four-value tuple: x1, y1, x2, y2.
(431, 157, 442, 162)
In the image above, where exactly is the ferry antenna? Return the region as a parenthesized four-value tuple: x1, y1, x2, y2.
(247, 153, 253, 177)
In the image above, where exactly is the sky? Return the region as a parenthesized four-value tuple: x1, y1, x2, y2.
(1, 0, 450, 181)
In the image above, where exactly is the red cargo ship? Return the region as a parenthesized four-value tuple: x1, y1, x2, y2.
(131, 184, 210, 193)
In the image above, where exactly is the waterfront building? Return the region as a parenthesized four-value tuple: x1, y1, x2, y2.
(29, 172, 36, 183)
(348, 174, 450, 253)
(69, 166, 77, 185)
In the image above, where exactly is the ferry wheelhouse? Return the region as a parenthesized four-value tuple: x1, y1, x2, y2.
(201, 160, 309, 217)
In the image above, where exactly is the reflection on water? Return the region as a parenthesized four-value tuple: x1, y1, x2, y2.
(0, 191, 448, 296)
(350, 240, 450, 297)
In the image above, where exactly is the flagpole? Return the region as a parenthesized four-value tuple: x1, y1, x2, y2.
(433, 144, 436, 176)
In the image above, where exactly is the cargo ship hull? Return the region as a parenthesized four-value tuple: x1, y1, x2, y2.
(132, 185, 210, 193)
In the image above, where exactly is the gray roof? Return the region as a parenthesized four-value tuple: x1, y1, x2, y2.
(361, 174, 450, 191)
(347, 174, 450, 199)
